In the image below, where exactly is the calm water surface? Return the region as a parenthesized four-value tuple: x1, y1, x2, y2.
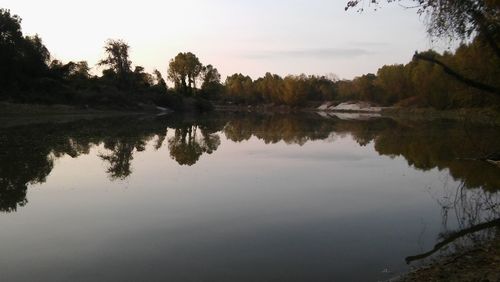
(0, 113, 499, 281)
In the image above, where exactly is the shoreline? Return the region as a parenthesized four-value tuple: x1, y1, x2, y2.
(214, 103, 500, 125)
(3, 102, 500, 126)
(0, 102, 152, 128)
(382, 107, 500, 126)
(0, 102, 148, 116)
(3, 100, 500, 127)
(399, 235, 499, 281)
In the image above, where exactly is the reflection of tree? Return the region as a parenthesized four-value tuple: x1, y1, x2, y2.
(0, 126, 57, 212)
(99, 141, 136, 180)
(406, 181, 500, 264)
(223, 114, 334, 145)
(1, 113, 498, 213)
(168, 125, 220, 166)
(200, 130, 221, 154)
(0, 149, 53, 212)
(332, 117, 396, 146)
(97, 124, 162, 180)
(168, 127, 203, 166)
(373, 121, 500, 191)
(0, 117, 168, 212)
(224, 120, 253, 142)
(154, 130, 167, 151)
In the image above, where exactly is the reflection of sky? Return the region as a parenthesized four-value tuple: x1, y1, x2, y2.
(3, 0, 440, 80)
(0, 132, 459, 281)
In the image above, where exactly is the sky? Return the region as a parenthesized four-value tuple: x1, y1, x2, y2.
(1, 0, 448, 80)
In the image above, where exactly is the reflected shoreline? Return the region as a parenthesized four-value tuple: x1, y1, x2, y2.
(1, 112, 499, 213)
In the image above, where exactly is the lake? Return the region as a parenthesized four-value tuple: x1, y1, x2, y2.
(0, 112, 499, 282)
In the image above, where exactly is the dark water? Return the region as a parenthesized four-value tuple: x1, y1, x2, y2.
(0, 113, 499, 282)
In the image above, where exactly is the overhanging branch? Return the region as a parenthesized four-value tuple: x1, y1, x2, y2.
(413, 52, 500, 96)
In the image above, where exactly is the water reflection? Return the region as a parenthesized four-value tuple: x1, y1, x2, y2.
(406, 180, 500, 264)
(0, 113, 499, 280)
(1, 113, 499, 213)
(168, 123, 220, 166)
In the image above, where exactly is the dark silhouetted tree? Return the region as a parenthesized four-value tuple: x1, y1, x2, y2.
(98, 39, 132, 88)
(200, 64, 222, 99)
(153, 69, 168, 93)
(0, 9, 51, 99)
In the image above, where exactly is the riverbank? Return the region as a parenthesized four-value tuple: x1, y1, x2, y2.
(214, 102, 500, 125)
(382, 107, 500, 125)
(214, 103, 299, 113)
(313, 101, 500, 125)
(0, 102, 136, 115)
(0, 102, 159, 128)
(4, 101, 500, 126)
(399, 235, 500, 281)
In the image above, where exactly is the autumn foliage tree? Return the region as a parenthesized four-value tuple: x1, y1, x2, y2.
(168, 52, 203, 95)
(345, 0, 500, 96)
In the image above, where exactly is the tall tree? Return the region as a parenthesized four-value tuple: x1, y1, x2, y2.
(282, 75, 308, 106)
(225, 74, 257, 103)
(201, 64, 221, 88)
(154, 69, 167, 90)
(0, 9, 51, 97)
(168, 52, 203, 95)
(200, 64, 222, 98)
(0, 9, 24, 90)
(98, 39, 132, 87)
(132, 66, 154, 88)
(254, 73, 284, 103)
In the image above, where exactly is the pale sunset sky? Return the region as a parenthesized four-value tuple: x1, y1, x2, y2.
(1, 0, 448, 80)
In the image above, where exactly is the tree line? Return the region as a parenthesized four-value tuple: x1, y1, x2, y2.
(336, 39, 500, 109)
(1, 6, 499, 111)
(0, 9, 219, 111)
